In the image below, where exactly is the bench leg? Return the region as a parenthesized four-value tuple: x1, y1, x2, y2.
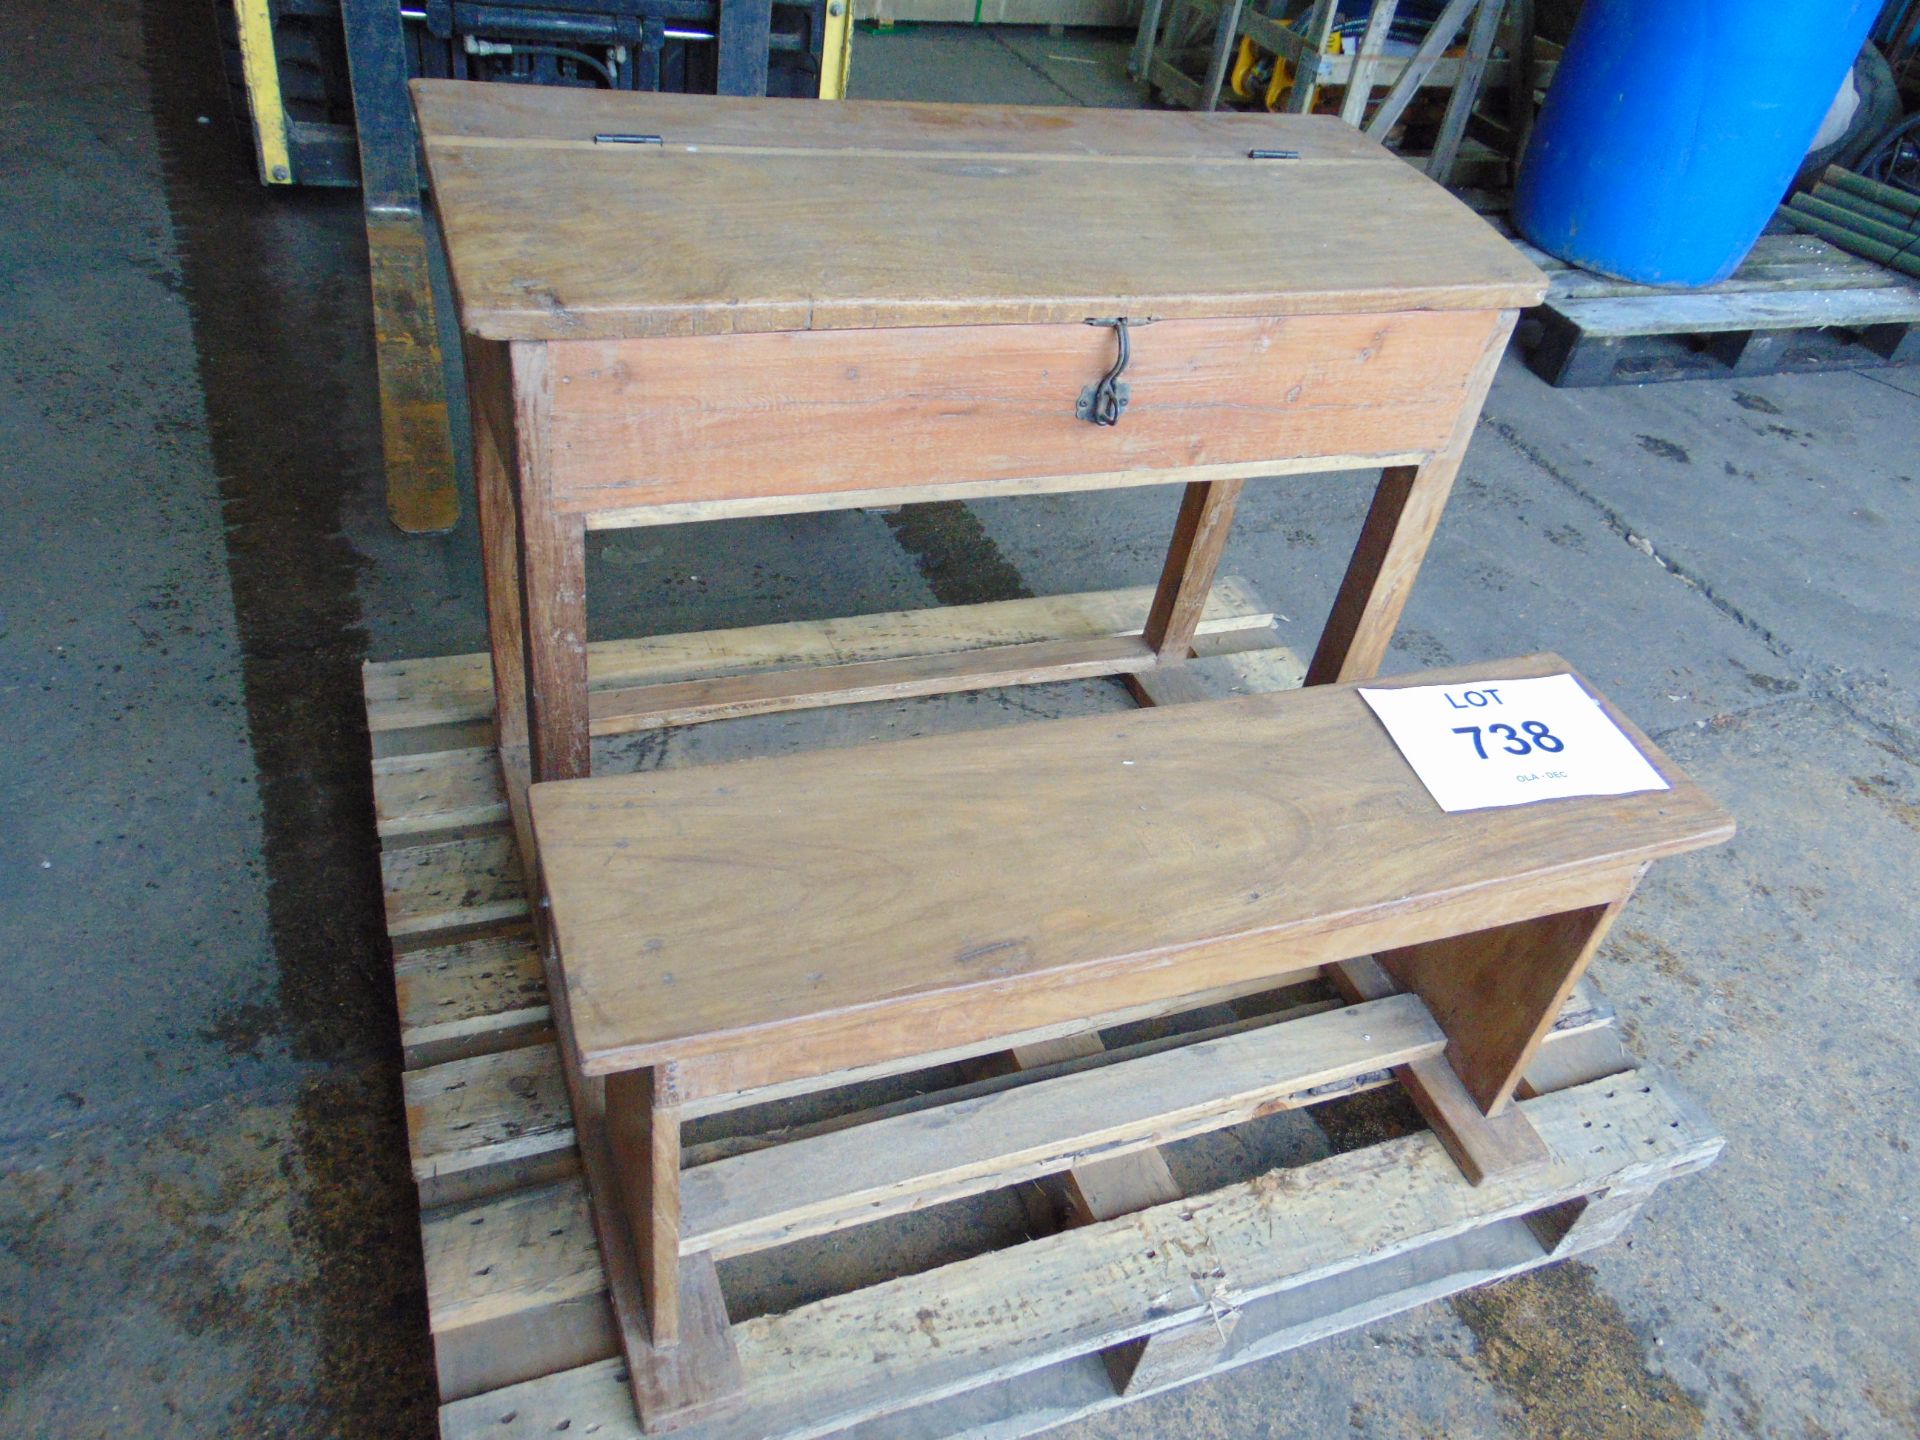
(607, 1067, 684, 1346)
(601, 1064, 743, 1429)
(1377, 881, 1639, 1116)
(1307, 311, 1515, 685)
(1329, 956, 1549, 1184)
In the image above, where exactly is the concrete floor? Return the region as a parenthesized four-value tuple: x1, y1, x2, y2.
(2, 8, 1917, 1438)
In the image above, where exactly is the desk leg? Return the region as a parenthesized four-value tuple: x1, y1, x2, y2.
(507, 344, 592, 782)
(1126, 478, 1245, 709)
(1307, 310, 1515, 685)
(468, 344, 529, 755)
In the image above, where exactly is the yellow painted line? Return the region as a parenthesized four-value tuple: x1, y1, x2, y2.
(234, 0, 293, 183)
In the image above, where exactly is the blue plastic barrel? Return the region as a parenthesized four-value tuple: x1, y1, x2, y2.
(1513, 0, 1883, 287)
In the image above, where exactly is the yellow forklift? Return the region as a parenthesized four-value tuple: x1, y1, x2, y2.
(224, 0, 853, 530)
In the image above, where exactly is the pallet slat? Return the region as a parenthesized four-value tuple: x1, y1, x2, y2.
(426, 1179, 617, 1402)
(1552, 283, 1920, 339)
(440, 1073, 1722, 1440)
(395, 930, 550, 1068)
(376, 746, 509, 840)
(405, 1046, 577, 1208)
(1513, 231, 1905, 300)
(679, 994, 1443, 1260)
(383, 831, 526, 942)
(1510, 219, 1920, 386)
(416, 982, 1618, 1404)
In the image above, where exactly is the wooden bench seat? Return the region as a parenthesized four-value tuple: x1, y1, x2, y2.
(533, 653, 1728, 1105)
(526, 652, 1731, 1426)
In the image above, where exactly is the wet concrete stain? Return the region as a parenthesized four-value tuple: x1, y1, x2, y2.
(1453, 1262, 1706, 1440)
(1732, 393, 1783, 416)
(1851, 773, 1920, 832)
(139, 0, 435, 1431)
(1310, 1011, 1710, 1440)
(882, 501, 1033, 606)
(1637, 436, 1693, 464)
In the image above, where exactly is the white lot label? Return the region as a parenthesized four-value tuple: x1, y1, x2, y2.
(1358, 673, 1670, 813)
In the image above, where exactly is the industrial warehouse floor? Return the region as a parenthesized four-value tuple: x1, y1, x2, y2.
(4, 4, 1919, 1436)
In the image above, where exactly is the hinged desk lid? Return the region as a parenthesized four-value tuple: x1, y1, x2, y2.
(414, 81, 1547, 343)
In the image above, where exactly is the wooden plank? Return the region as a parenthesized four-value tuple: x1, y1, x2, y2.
(534, 652, 1729, 1084)
(363, 578, 1276, 738)
(403, 972, 1336, 1200)
(370, 631, 1302, 838)
(589, 634, 1158, 737)
(1363, 0, 1477, 142)
(1538, 229, 1841, 269)
(1305, 310, 1514, 685)
(412, 986, 1621, 1396)
(425, 1179, 615, 1402)
(395, 929, 549, 1068)
(382, 831, 527, 942)
(1199, 0, 1248, 112)
(1539, 247, 1895, 302)
(692, 995, 1344, 1163)
(438, 1073, 1722, 1440)
(573, 451, 1423, 528)
(1425, 0, 1502, 185)
(821, 1214, 1577, 1436)
(1329, 956, 1548, 1184)
(375, 745, 509, 841)
(413, 86, 1547, 342)
(540, 311, 1496, 516)
(1128, 0, 1166, 79)
(669, 863, 1640, 1105)
(1516, 1023, 1633, 1099)
(1281, 0, 1339, 114)
(1338, 0, 1399, 126)
(1553, 284, 1920, 340)
(404, 1046, 576, 1208)
(677, 994, 1445, 1259)
(1379, 887, 1636, 1115)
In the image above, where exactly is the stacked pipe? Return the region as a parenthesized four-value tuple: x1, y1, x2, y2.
(1787, 166, 1920, 280)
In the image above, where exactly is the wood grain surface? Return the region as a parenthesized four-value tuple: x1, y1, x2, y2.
(530, 655, 1731, 1080)
(413, 85, 1546, 341)
(539, 311, 1493, 513)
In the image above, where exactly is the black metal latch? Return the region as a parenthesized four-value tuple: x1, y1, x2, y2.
(1078, 316, 1138, 426)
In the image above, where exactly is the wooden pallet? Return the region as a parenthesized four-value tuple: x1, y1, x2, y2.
(367, 579, 1721, 1438)
(1512, 230, 1920, 387)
